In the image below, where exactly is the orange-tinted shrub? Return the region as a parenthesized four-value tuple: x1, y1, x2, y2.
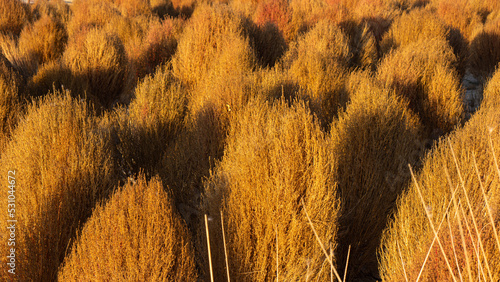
(202, 99, 340, 281)
(331, 71, 424, 280)
(434, 0, 483, 41)
(27, 59, 72, 98)
(380, 8, 449, 54)
(131, 17, 183, 79)
(379, 99, 500, 282)
(58, 175, 198, 281)
(469, 18, 500, 79)
(0, 92, 118, 281)
(480, 66, 500, 110)
(377, 39, 464, 135)
(18, 15, 68, 65)
(31, 0, 71, 24)
(115, 64, 187, 180)
(283, 19, 351, 127)
(172, 3, 256, 88)
(0, 0, 31, 36)
(0, 55, 22, 153)
(63, 28, 131, 108)
(113, 0, 152, 17)
(68, 0, 121, 37)
(0, 33, 38, 78)
(254, 0, 301, 42)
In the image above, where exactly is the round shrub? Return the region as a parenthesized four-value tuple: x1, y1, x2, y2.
(380, 8, 449, 54)
(58, 175, 198, 281)
(379, 102, 500, 282)
(331, 71, 424, 280)
(172, 3, 256, 88)
(116, 64, 187, 180)
(63, 28, 131, 108)
(0, 0, 31, 36)
(131, 17, 183, 79)
(377, 39, 464, 135)
(283, 19, 351, 127)
(469, 18, 500, 79)
(202, 99, 339, 281)
(18, 15, 68, 65)
(0, 92, 118, 281)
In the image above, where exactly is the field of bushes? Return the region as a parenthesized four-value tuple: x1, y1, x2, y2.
(1, 0, 500, 280)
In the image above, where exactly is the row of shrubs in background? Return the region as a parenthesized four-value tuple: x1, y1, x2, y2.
(1, 0, 500, 280)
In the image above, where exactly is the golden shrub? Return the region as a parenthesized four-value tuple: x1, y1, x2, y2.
(115, 64, 187, 180)
(331, 71, 424, 280)
(131, 17, 183, 79)
(112, 0, 153, 17)
(0, 33, 39, 78)
(172, 3, 256, 88)
(0, 92, 118, 281)
(27, 59, 73, 98)
(31, 0, 71, 25)
(379, 100, 500, 282)
(58, 175, 198, 281)
(433, 0, 483, 41)
(0, 0, 31, 36)
(18, 15, 68, 65)
(254, 0, 303, 42)
(67, 0, 122, 37)
(380, 8, 449, 54)
(0, 55, 22, 154)
(469, 18, 500, 79)
(170, 5, 261, 198)
(284, 19, 351, 127)
(63, 28, 131, 108)
(377, 39, 464, 135)
(481, 66, 500, 110)
(288, 0, 351, 32)
(202, 99, 340, 281)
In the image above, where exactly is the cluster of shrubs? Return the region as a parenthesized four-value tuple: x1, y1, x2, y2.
(1, 0, 500, 281)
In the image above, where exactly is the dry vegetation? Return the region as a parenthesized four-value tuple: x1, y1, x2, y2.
(0, 92, 118, 281)
(1, 0, 499, 281)
(379, 94, 500, 281)
(377, 39, 464, 135)
(332, 71, 424, 280)
(58, 175, 198, 281)
(283, 19, 351, 127)
(202, 99, 339, 281)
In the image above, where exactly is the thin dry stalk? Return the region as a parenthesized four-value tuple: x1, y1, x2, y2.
(416, 179, 461, 282)
(446, 215, 464, 282)
(302, 199, 342, 282)
(205, 214, 214, 282)
(397, 241, 409, 282)
(456, 201, 485, 280)
(410, 165, 458, 282)
(472, 152, 500, 253)
(276, 224, 279, 282)
(445, 167, 472, 282)
(330, 245, 333, 282)
(487, 133, 500, 250)
(448, 139, 493, 280)
(343, 246, 350, 282)
(220, 211, 230, 282)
